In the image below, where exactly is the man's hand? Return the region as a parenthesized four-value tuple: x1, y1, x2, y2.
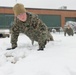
(6, 46, 17, 50)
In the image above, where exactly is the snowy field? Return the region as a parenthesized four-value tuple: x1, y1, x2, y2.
(0, 32, 76, 75)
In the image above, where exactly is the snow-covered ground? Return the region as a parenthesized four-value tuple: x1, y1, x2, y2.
(0, 32, 76, 75)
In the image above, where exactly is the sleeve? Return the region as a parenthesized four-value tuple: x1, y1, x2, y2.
(30, 14, 39, 29)
(64, 28, 67, 36)
(31, 14, 47, 31)
(11, 21, 20, 48)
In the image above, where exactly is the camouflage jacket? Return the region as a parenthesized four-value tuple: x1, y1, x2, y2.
(64, 28, 73, 36)
(11, 12, 51, 48)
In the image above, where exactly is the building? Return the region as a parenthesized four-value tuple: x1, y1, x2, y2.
(0, 7, 76, 30)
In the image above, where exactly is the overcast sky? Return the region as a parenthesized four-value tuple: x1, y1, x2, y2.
(0, 0, 76, 10)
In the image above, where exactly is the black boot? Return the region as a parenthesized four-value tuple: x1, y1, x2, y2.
(37, 48, 44, 51)
(6, 46, 17, 50)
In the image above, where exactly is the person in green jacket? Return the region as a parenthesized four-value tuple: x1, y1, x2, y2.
(64, 25, 74, 36)
(7, 3, 54, 51)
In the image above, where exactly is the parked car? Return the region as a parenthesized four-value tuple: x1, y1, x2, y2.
(0, 29, 10, 38)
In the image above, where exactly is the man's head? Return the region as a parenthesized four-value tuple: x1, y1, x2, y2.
(13, 3, 27, 22)
(67, 25, 71, 29)
(13, 3, 26, 16)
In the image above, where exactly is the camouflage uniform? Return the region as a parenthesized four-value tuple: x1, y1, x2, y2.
(31, 28, 54, 45)
(47, 28, 54, 41)
(6, 3, 54, 50)
(11, 12, 54, 50)
(64, 27, 74, 36)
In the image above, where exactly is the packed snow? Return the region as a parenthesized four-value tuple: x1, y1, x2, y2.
(0, 32, 76, 75)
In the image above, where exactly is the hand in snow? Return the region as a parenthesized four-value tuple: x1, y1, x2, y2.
(6, 46, 17, 50)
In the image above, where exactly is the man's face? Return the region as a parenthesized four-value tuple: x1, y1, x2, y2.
(67, 25, 70, 29)
(17, 13, 27, 22)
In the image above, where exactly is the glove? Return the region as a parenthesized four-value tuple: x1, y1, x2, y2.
(6, 46, 17, 50)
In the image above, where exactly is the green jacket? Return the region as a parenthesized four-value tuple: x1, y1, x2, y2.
(11, 12, 53, 49)
(64, 27, 73, 36)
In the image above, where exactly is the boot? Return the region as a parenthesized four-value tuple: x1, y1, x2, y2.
(37, 48, 44, 51)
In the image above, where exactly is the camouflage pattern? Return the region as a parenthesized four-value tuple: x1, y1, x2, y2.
(47, 28, 54, 41)
(11, 12, 54, 49)
(31, 28, 54, 45)
(64, 27, 74, 36)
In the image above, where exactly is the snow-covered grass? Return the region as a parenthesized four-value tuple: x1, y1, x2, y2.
(0, 32, 76, 75)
